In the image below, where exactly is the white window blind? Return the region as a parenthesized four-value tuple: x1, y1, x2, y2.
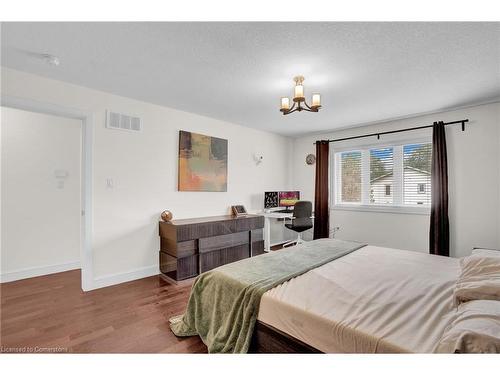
(334, 141, 432, 210)
(335, 151, 362, 204)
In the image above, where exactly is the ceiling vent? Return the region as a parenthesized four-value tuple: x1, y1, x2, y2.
(106, 110, 142, 132)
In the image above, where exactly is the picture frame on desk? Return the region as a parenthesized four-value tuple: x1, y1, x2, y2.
(231, 205, 248, 217)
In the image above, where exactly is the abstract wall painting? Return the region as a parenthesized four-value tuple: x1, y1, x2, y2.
(178, 130, 228, 192)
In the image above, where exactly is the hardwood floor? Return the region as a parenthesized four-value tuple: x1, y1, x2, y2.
(0, 270, 207, 353)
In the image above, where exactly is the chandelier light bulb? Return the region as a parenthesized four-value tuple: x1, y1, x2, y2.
(294, 84, 304, 99)
(312, 93, 321, 108)
(280, 97, 290, 110)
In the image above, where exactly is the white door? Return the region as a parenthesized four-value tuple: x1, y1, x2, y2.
(1, 107, 82, 282)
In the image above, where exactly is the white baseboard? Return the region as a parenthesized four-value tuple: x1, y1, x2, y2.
(91, 265, 159, 290)
(1, 262, 159, 290)
(0, 261, 81, 283)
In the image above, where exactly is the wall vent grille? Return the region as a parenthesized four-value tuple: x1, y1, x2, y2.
(106, 110, 142, 132)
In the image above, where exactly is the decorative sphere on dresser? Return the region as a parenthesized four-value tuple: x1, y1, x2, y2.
(161, 210, 173, 222)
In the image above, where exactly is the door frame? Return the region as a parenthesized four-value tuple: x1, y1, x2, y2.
(2, 95, 94, 291)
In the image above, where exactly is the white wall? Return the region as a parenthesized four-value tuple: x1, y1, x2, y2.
(292, 102, 500, 257)
(1, 107, 81, 281)
(1, 68, 292, 287)
(3, 67, 497, 287)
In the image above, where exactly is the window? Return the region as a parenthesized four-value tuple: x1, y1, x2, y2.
(339, 151, 362, 203)
(334, 141, 432, 211)
(370, 148, 393, 204)
(403, 143, 432, 205)
(385, 184, 391, 196)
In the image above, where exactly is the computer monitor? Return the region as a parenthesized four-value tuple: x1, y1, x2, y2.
(279, 191, 300, 208)
(264, 191, 279, 209)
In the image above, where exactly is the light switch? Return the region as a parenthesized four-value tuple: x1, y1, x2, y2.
(106, 178, 114, 189)
(54, 169, 68, 189)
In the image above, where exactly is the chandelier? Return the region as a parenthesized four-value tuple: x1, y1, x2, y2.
(280, 75, 321, 115)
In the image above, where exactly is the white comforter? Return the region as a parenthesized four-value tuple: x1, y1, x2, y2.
(258, 245, 461, 353)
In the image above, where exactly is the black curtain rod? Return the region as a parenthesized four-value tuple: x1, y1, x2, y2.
(314, 119, 469, 144)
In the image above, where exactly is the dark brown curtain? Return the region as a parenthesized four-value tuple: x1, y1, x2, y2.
(314, 140, 330, 239)
(429, 121, 450, 256)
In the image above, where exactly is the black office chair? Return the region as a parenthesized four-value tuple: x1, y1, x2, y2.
(283, 201, 313, 247)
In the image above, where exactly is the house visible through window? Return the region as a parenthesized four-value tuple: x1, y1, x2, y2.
(403, 143, 432, 205)
(334, 141, 432, 209)
(370, 148, 393, 204)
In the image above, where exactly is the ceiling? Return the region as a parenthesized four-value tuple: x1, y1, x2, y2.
(1, 22, 499, 137)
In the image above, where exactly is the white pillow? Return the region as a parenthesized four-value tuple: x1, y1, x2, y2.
(453, 254, 500, 306)
(472, 248, 500, 257)
(435, 300, 500, 353)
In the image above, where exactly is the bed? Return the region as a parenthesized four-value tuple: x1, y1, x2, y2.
(169, 239, 499, 353)
(254, 245, 459, 353)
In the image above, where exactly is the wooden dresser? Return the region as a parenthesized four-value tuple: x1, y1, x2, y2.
(159, 214, 265, 283)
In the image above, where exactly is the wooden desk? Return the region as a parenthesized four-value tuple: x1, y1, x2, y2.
(159, 214, 264, 283)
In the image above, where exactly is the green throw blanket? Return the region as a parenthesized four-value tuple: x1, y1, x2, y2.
(169, 238, 366, 353)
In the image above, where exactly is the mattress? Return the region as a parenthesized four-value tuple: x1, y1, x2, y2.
(257, 245, 461, 353)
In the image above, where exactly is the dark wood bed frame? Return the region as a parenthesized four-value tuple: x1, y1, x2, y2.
(249, 321, 322, 353)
